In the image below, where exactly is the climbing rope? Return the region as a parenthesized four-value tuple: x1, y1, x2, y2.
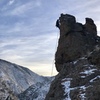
(51, 30, 59, 76)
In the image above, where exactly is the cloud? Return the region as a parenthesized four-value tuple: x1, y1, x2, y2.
(8, 0, 15, 5)
(0, 0, 100, 76)
(3, 0, 42, 16)
(0, 32, 58, 64)
(0, 32, 58, 76)
(10, 3, 33, 15)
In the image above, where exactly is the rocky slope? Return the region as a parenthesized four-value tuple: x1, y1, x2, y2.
(45, 14, 100, 100)
(18, 77, 53, 100)
(0, 59, 53, 100)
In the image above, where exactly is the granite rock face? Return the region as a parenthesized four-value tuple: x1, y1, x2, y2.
(45, 14, 100, 100)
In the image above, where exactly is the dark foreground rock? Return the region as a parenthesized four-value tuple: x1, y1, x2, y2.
(45, 57, 100, 100)
(55, 14, 98, 72)
(45, 14, 100, 100)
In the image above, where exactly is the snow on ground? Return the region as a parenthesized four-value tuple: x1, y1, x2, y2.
(80, 69, 97, 76)
(79, 93, 86, 100)
(81, 76, 86, 78)
(62, 81, 71, 100)
(62, 81, 87, 100)
(90, 75, 100, 82)
(73, 60, 79, 64)
(61, 78, 94, 100)
(79, 86, 86, 100)
(61, 78, 72, 100)
(73, 57, 87, 65)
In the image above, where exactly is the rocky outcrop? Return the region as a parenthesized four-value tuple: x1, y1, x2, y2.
(55, 14, 98, 72)
(45, 57, 100, 100)
(84, 18, 97, 37)
(45, 14, 100, 100)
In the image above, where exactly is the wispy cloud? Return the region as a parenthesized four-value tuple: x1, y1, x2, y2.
(0, 0, 100, 76)
(10, 2, 34, 15)
(0, 33, 58, 74)
(3, 0, 42, 16)
(8, 0, 15, 5)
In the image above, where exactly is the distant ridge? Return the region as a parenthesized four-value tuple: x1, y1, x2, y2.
(0, 59, 53, 100)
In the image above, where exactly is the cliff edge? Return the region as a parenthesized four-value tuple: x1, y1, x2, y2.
(45, 14, 100, 100)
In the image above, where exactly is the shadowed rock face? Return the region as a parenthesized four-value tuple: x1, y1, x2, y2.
(55, 14, 98, 72)
(45, 14, 100, 100)
(84, 18, 97, 37)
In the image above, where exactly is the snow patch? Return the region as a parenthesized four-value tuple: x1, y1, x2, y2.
(61, 78, 72, 100)
(79, 93, 86, 100)
(79, 57, 87, 60)
(80, 69, 97, 76)
(90, 75, 100, 83)
(81, 76, 86, 78)
(61, 78, 87, 100)
(79, 86, 86, 100)
(62, 78, 72, 81)
(62, 81, 71, 100)
(73, 57, 87, 65)
(80, 86, 86, 90)
(73, 60, 79, 64)
(62, 77, 94, 100)
(89, 65, 94, 67)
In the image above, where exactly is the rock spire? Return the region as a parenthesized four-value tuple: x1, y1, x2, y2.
(55, 13, 99, 72)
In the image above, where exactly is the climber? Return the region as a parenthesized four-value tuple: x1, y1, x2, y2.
(56, 19, 60, 29)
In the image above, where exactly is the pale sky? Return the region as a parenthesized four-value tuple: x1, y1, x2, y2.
(0, 0, 100, 76)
